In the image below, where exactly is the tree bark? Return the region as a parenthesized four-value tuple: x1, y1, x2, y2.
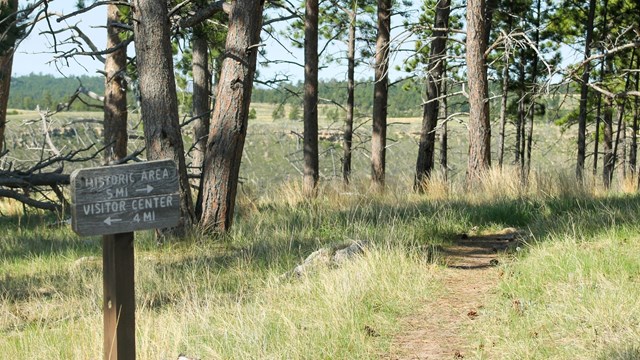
(466, 0, 491, 184)
(576, 0, 597, 182)
(0, 0, 18, 154)
(371, 0, 391, 189)
(104, 2, 128, 164)
(303, 0, 319, 196)
(192, 28, 211, 220)
(414, 0, 450, 191)
(132, 0, 194, 235)
(342, 3, 357, 186)
(199, 0, 264, 232)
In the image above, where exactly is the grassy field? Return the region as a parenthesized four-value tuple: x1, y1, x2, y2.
(2, 105, 640, 358)
(4, 102, 581, 190)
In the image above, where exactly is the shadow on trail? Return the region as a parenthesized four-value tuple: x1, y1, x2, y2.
(439, 230, 523, 269)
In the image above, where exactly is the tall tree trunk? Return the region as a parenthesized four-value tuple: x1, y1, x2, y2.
(593, 89, 603, 176)
(303, 0, 319, 196)
(622, 119, 627, 179)
(199, 0, 264, 232)
(439, 70, 448, 180)
(593, 0, 608, 178)
(414, 0, 450, 191)
(603, 97, 614, 188)
(609, 56, 635, 187)
(466, 0, 491, 184)
(632, 52, 639, 178)
(576, 0, 597, 182)
(524, 0, 541, 181)
(484, 0, 497, 45)
(497, 38, 511, 169)
(518, 92, 526, 173)
(371, 0, 391, 189)
(132, 0, 194, 235)
(192, 29, 211, 220)
(342, 3, 357, 185)
(514, 60, 524, 165)
(609, 101, 627, 187)
(104, 2, 129, 164)
(0, 0, 18, 154)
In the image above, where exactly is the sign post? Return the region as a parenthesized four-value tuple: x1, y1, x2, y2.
(71, 160, 180, 360)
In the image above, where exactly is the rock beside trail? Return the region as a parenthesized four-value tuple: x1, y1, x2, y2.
(287, 240, 369, 278)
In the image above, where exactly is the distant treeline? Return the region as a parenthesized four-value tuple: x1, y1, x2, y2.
(8, 74, 456, 117)
(252, 78, 471, 118)
(9, 73, 105, 111)
(8, 74, 572, 122)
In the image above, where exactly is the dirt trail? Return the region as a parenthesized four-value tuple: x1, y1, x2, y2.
(387, 230, 521, 359)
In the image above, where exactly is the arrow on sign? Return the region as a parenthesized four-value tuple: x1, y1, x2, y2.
(135, 184, 154, 194)
(104, 216, 123, 226)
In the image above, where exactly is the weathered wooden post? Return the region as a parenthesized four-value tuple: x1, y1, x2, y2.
(70, 159, 180, 360)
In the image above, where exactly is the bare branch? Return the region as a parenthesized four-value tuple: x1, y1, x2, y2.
(318, 97, 346, 112)
(168, 0, 193, 18)
(0, 189, 61, 212)
(179, 0, 231, 28)
(568, 41, 640, 76)
(0, 172, 70, 188)
(56, 1, 131, 22)
(37, 106, 61, 156)
(581, 78, 640, 99)
(263, 14, 300, 26)
(52, 36, 133, 60)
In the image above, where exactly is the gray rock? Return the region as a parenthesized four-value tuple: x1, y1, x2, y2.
(286, 240, 369, 278)
(332, 240, 368, 265)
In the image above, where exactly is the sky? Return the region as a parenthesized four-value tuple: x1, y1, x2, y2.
(13, 3, 107, 77)
(12, 2, 579, 85)
(11, 2, 413, 84)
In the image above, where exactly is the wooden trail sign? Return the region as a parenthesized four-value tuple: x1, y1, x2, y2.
(70, 160, 180, 236)
(71, 159, 181, 360)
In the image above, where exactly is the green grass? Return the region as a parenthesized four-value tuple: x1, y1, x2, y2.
(473, 192, 640, 359)
(0, 167, 558, 358)
(1, 183, 451, 359)
(4, 172, 640, 358)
